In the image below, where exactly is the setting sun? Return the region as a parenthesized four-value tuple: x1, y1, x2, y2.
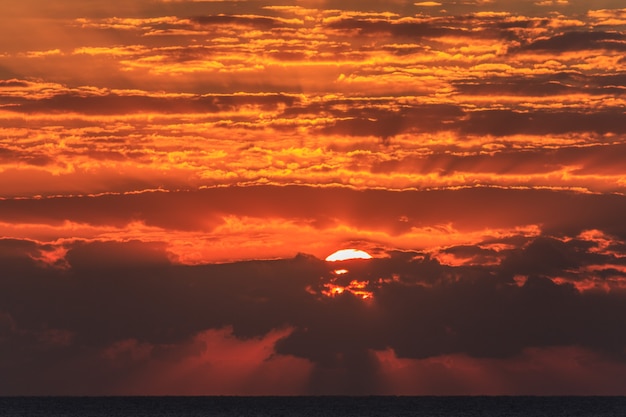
(325, 249, 373, 262)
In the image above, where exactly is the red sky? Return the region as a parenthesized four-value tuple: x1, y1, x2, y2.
(1, 0, 626, 395)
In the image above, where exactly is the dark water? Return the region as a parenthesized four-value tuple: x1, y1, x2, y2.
(1, 397, 625, 417)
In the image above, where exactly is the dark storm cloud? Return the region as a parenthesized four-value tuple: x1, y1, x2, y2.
(0, 245, 320, 347)
(0, 238, 42, 262)
(373, 272, 626, 360)
(498, 236, 603, 278)
(0, 245, 325, 394)
(0, 238, 68, 270)
(2, 229, 626, 394)
(276, 235, 626, 366)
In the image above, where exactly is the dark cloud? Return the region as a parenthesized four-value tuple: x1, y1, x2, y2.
(0, 79, 30, 88)
(0, 238, 42, 264)
(283, 97, 626, 139)
(498, 236, 603, 278)
(66, 240, 171, 270)
(327, 18, 461, 38)
(439, 244, 501, 265)
(375, 273, 626, 360)
(291, 102, 463, 140)
(2, 229, 626, 394)
(495, 18, 549, 30)
(323, 12, 549, 44)
(0, 146, 54, 166)
(371, 143, 626, 177)
(337, 105, 462, 138)
(191, 14, 281, 29)
(453, 72, 626, 96)
(519, 30, 626, 52)
(2, 187, 626, 393)
(460, 108, 626, 136)
(2, 186, 626, 239)
(3, 92, 300, 115)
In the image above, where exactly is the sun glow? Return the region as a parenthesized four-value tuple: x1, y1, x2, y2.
(321, 281, 373, 299)
(325, 249, 373, 262)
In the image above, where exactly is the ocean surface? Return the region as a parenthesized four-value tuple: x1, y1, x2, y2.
(1, 396, 625, 417)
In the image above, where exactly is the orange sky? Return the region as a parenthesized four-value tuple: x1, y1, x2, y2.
(1, 0, 626, 395)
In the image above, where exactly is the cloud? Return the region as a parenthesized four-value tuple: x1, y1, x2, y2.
(0, 79, 30, 88)
(376, 346, 626, 395)
(0, 146, 54, 166)
(415, 2, 442, 6)
(453, 72, 626, 96)
(519, 30, 626, 52)
(0, 186, 619, 234)
(326, 17, 463, 38)
(2, 224, 626, 394)
(316, 103, 464, 140)
(460, 108, 626, 136)
(588, 8, 626, 26)
(190, 14, 278, 29)
(535, 0, 568, 6)
(4, 90, 299, 115)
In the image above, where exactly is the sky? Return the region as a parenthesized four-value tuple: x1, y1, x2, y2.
(1, 0, 626, 395)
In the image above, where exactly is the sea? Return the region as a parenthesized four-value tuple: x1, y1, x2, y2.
(1, 396, 625, 417)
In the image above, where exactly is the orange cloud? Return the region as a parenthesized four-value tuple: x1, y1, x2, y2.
(414, 2, 442, 6)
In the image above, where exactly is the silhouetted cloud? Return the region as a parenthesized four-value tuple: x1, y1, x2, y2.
(2, 225, 626, 394)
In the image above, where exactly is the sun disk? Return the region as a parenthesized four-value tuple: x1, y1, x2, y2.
(325, 249, 373, 262)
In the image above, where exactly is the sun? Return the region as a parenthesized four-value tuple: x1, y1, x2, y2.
(325, 249, 373, 262)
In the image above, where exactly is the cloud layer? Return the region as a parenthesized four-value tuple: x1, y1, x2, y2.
(2, 186, 626, 394)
